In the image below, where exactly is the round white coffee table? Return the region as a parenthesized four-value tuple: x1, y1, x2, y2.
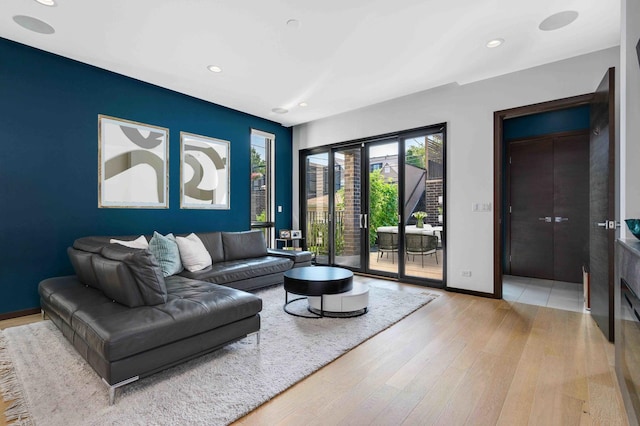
(283, 266, 369, 318)
(307, 281, 369, 317)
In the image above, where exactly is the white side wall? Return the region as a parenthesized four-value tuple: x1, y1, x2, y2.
(292, 47, 619, 293)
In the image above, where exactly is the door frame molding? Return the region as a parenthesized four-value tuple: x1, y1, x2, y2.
(493, 93, 594, 298)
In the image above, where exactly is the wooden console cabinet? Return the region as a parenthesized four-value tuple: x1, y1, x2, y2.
(616, 239, 640, 425)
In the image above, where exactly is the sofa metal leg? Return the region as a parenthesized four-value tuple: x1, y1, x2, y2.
(248, 331, 260, 345)
(41, 309, 46, 320)
(102, 376, 139, 405)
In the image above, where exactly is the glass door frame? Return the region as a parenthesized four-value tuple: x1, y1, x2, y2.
(300, 123, 446, 288)
(332, 145, 367, 271)
(365, 138, 401, 279)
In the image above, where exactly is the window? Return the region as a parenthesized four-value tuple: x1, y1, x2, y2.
(250, 129, 275, 246)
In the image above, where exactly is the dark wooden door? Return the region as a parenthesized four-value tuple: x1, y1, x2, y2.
(553, 134, 590, 282)
(589, 67, 616, 341)
(509, 134, 589, 283)
(509, 139, 554, 279)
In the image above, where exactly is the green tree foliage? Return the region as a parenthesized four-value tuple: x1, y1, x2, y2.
(368, 169, 398, 245)
(307, 170, 398, 254)
(405, 135, 444, 171)
(406, 142, 425, 169)
(250, 147, 266, 178)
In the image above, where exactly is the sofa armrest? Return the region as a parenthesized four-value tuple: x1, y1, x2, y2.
(267, 248, 313, 267)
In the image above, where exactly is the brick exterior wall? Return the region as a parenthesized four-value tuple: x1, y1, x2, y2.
(343, 151, 361, 256)
(425, 179, 443, 226)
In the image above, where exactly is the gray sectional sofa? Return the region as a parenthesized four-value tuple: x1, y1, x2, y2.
(38, 230, 312, 404)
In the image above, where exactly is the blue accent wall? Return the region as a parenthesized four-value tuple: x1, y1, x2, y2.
(0, 38, 292, 314)
(503, 105, 590, 141)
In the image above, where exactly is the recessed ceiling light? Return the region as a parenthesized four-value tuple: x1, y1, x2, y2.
(13, 15, 55, 34)
(207, 65, 222, 73)
(539, 11, 579, 31)
(272, 108, 288, 114)
(35, 0, 56, 6)
(298, 102, 308, 107)
(286, 19, 300, 29)
(486, 38, 504, 48)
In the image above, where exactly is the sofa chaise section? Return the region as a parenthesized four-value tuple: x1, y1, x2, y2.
(39, 274, 261, 404)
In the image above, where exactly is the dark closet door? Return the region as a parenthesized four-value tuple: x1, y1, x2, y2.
(554, 134, 590, 282)
(509, 133, 589, 283)
(589, 67, 616, 341)
(509, 139, 554, 279)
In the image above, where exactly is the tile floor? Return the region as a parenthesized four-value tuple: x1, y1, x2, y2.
(502, 274, 588, 313)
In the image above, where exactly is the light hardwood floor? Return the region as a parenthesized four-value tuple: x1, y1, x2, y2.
(1, 282, 629, 426)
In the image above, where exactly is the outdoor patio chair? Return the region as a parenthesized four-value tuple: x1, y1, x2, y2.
(405, 233, 438, 267)
(377, 232, 398, 264)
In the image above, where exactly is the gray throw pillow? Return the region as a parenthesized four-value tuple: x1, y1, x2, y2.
(148, 231, 184, 277)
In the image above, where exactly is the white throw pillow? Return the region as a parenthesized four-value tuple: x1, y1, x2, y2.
(110, 235, 149, 249)
(175, 233, 212, 272)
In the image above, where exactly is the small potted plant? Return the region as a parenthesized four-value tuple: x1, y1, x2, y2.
(412, 211, 428, 228)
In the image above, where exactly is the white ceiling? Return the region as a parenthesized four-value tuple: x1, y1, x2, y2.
(1, 0, 621, 127)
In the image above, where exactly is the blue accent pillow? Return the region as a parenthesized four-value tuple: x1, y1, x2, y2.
(148, 232, 183, 277)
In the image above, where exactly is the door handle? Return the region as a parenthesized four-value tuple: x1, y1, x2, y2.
(359, 214, 363, 229)
(597, 220, 620, 229)
(538, 217, 552, 223)
(364, 214, 368, 229)
(555, 217, 569, 223)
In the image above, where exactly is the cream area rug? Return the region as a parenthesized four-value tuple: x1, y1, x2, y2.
(1, 277, 436, 425)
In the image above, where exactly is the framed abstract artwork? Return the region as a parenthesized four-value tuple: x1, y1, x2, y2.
(180, 132, 230, 209)
(98, 115, 169, 208)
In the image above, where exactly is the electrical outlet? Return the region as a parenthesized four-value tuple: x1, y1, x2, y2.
(277, 206, 283, 213)
(472, 202, 492, 212)
(461, 270, 472, 277)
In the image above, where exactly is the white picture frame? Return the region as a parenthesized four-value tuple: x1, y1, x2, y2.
(291, 230, 302, 239)
(98, 115, 169, 208)
(180, 132, 230, 209)
(279, 229, 291, 239)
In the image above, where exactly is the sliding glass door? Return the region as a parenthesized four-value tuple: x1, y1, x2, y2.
(300, 124, 446, 286)
(333, 147, 364, 269)
(368, 141, 399, 276)
(403, 131, 444, 281)
(304, 152, 330, 265)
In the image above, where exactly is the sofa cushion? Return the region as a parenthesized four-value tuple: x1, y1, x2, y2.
(67, 247, 100, 290)
(39, 276, 111, 325)
(222, 231, 268, 261)
(179, 256, 293, 285)
(101, 244, 168, 305)
(73, 236, 112, 253)
(148, 232, 183, 277)
(193, 232, 225, 264)
(267, 248, 314, 264)
(91, 255, 145, 307)
(176, 233, 212, 272)
(110, 235, 149, 249)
